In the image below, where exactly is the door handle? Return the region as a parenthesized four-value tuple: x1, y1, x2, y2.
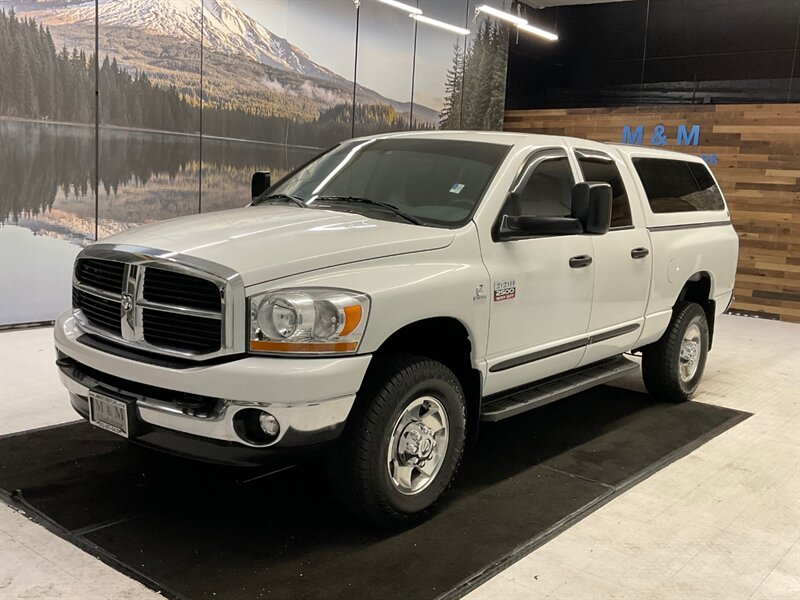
(569, 255, 593, 268)
(631, 247, 650, 259)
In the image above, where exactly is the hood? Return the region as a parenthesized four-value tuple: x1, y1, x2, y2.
(104, 205, 455, 286)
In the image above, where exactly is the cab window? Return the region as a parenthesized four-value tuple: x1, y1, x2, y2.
(576, 149, 633, 229)
(633, 157, 725, 213)
(505, 150, 575, 218)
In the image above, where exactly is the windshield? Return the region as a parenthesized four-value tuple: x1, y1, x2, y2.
(265, 138, 510, 227)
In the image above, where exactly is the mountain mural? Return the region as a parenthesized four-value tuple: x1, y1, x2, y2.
(9, 0, 440, 128)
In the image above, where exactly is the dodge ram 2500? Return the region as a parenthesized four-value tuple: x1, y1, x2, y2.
(55, 131, 738, 526)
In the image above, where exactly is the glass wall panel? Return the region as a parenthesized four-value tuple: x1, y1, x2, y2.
(0, 1, 95, 324)
(97, 0, 202, 234)
(353, 0, 415, 137)
(285, 0, 357, 148)
(201, 0, 354, 213)
(414, 0, 468, 130)
(461, 0, 511, 131)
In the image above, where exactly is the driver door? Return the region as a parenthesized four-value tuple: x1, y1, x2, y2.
(481, 147, 594, 396)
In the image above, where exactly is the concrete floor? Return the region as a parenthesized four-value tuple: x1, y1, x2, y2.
(0, 314, 798, 599)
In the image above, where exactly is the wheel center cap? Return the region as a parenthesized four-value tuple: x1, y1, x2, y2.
(682, 341, 698, 363)
(418, 437, 433, 458)
(400, 424, 435, 461)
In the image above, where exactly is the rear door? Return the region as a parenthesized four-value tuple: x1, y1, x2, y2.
(570, 145, 652, 365)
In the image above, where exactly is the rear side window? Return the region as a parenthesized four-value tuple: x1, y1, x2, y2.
(633, 158, 725, 213)
(576, 150, 633, 228)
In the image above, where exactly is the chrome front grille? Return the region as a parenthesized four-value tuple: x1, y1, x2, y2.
(142, 307, 221, 353)
(71, 245, 245, 360)
(143, 267, 222, 312)
(75, 259, 126, 293)
(72, 287, 123, 335)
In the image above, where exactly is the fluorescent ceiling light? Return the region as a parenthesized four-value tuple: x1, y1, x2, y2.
(475, 4, 558, 41)
(517, 22, 558, 41)
(376, 0, 422, 15)
(475, 5, 526, 26)
(517, 23, 558, 42)
(411, 14, 471, 35)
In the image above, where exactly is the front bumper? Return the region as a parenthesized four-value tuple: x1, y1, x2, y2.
(54, 311, 372, 462)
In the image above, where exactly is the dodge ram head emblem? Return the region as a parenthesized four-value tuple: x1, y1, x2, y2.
(121, 293, 134, 313)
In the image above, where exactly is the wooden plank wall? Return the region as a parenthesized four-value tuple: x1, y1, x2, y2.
(504, 104, 800, 323)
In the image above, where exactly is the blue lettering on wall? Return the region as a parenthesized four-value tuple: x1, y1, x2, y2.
(620, 124, 703, 147)
(677, 124, 700, 146)
(699, 153, 718, 165)
(650, 124, 668, 146)
(621, 125, 643, 145)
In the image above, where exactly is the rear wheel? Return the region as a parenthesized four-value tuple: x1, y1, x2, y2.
(642, 301, 709, 403)
(327, 354, 467, 528)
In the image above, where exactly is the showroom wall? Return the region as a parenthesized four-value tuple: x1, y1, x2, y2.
(505, 0, 800, 323)
(0, 0, 512, 326)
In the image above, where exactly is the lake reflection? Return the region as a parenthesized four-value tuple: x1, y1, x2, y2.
(1, 119, 321, 324)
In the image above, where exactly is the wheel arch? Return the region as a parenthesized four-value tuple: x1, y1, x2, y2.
(368, 317, 483, 442)
(675, 270, 717, 349)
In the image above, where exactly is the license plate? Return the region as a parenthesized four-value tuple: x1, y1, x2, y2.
(89, 390, 130, 438)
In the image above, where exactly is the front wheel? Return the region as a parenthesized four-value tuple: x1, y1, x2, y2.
(327, 354, 467, 528)
(642, 301, 709, 403)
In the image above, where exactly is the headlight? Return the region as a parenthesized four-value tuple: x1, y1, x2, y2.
(248, 288, 370, 354)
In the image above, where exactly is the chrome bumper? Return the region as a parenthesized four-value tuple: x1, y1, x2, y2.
(54, 311, 372, 450)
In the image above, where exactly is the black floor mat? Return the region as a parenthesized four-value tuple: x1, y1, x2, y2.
(0, 386, 748, 600)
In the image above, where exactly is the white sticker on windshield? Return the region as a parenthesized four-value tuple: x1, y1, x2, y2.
(449, 183, 465, 194)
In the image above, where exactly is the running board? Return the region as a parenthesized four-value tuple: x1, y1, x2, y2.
(481, 356, 640, 422)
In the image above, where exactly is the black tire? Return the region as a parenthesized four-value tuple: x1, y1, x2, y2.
(642, 301, 709, 403)
(326, 354, 467, 528)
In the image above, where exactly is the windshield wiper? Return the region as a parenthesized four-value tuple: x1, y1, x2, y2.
(313, 195, 425, 226)
(252, 193, 307, 208)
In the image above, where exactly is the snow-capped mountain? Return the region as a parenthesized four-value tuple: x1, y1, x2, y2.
(19, 0, 342, 83)
(11, 0, 440, 123)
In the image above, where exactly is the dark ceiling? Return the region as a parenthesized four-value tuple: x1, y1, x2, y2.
(507, 0, 800, 108)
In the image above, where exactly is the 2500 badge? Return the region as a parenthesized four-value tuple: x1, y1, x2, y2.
(493, 280, 516, 302)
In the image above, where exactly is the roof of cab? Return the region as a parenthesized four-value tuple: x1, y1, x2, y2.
(353, 129, 539, 146)
(353, 130, 708, 163)
(606, 142, 708, 163)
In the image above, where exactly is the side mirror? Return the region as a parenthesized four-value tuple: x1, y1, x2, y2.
(571, 182, 612, 234)
(251, 171, 271, 200)
(500, 214, 583, 239)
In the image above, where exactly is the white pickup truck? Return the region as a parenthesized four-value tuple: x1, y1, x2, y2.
(55, 131, 738, 526)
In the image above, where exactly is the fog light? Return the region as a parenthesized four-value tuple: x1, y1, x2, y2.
(259, 412, 280, 436)
(233, 408, 281, 445)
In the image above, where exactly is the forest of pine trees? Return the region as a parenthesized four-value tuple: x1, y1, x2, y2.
(0, 9, 201, 130)
(0, 9, 94, 123)
(439, 19, 509, 131)
(0, 9, 442, 148)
